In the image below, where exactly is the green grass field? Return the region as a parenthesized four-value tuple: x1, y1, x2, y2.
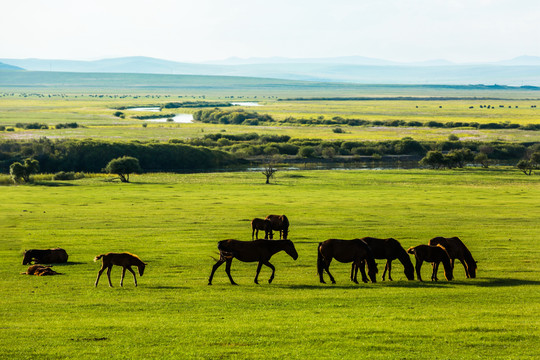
(1, 169, 539, 359)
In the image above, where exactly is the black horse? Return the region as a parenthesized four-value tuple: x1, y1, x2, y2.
(355, 237, 414, 282)
(208, 239, 298, 285)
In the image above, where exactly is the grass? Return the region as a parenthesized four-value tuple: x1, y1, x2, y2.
(1, 94, 540, 143)
(1, 169, 539, 359)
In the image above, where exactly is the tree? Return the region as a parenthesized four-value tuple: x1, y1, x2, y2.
(474, 152, 490, 168)
(262, 162, 277, 184)
(10, 158, 39, 183)
(419, 151, 445, 169)
(105, 156, 142, 182)
(517, 160, 534, 175)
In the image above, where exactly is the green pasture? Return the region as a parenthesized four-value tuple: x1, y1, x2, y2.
(1, 169, 539, 359)
(1, 94, 540, 143)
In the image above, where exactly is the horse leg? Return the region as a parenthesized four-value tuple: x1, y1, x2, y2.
(458, 258, 469, 278)
(254, 262, 263, 284)
(120, 267, 126, 287)
(357, 261, 368, 283)
(106, 266, 113, 287)
(324, 260, 336, 284)
(415, 258, 423, 282)
(264, 261, 276, 284)
(208, 259, 224, 285)
(95, 267, 106, 287)
(126, 266, 137, 286)
(225, 258, 238, 285)
(431, 262, 439, 281)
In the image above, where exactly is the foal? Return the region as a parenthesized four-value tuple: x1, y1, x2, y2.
(407, 245, 453, 281)
(94, 252, 146, 287)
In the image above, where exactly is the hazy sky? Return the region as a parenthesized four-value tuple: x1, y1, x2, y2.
(1, 0, 539, 63)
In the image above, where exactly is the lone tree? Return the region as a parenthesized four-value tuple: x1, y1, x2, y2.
(10, 158, 39, 183)
(517, 151, 540, 175)
(262, 162, 277, 184)
(105, 156, 142, 182)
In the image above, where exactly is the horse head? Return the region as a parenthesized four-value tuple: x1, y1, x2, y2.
(284, 240, 298, 260)
(467, 260, 477, 278)
(138, 263, 146, 276)
(22, 250, 33, 265)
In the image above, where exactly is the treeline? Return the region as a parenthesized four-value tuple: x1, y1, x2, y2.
(191, 108, 540, 131)
(177, 132, 534, 162)
(1, 136, 537, 174)
(0, 138, 235, 173)
(193, 109, 273, 125)
(161, 101, 232, 109)
(280, 116, 540, 131)
(0, 122, 80, 131)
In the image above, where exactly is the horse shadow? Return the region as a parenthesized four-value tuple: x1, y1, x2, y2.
(456, 277, 540, 287)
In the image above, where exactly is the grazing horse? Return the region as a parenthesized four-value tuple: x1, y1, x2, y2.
(265, 215, 289, 240)
(428, 236, 477, 278)
(94, 252, 146, 287)
(317, 239, 378, 284)
(251, 218, 273, 240)
(355, 237, 415, 282)
(22, 248, 68, 265)
(407, 245, 453, 281)
(208, 239, 298, 285)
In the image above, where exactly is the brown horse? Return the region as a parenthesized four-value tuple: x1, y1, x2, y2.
(355, 237, 415, 282)
(317, 239, 378, 284)
(208, 239, 298, 285)
(94, 252, 146, 287)
(265, 215, 289, 240)
(21, 265, 60, 276)
(428, 236, 477, 278)
(22, 248, 68, 265)
(251, 218, 273, 240)
(407, 245, 453, 281)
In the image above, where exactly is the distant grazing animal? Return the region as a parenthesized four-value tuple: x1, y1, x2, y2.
(428, 236, 477, 278)
(265, 215, 289, 240)
(21, 265, 60, 276)
(94, 252, 146, 287)
(208, 239, 298, 285)
(407, 245, 453, 281)
(22, 248, 68, 265)
(317, 239, 378, 284)
(355, 237, 414, 282)
(251, 218, 273, 240)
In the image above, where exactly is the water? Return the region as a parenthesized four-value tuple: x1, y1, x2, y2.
(144, 114, 194, 123)
(127, 107, 161, 112)
(230, 102, 260, 107)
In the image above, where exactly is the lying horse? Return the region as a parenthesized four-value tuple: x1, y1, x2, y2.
(428, 236, 477, 278)
(208, 239, 298, 285)
(22, 248, 68, 265)
(265, 215, 289, 240)
(21, 265, 60, 276)
(317, 239, 378, 284)
(251, 218, 273, 240)
(356, 237, 415, 282)
(94, 252, 146, 287)
(407, 245, 453, 281)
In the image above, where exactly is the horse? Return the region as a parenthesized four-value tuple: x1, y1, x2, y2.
(317, 239, 378, 284)
(208, 239, 298, 285)
(265, 215, 289, 240)
(355, 237, 415, 282)
(21, 265, 60, 276)
(94, 252, 146, 287)
(428, 236, 477, 278)
(22, 248, 68, 265)
(251, 218, 273, 240)
(406, 245, 453, 281)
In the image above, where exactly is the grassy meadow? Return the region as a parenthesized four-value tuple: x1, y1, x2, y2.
(1, 169, 539, 359)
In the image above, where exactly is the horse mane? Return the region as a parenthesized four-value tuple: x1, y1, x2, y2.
(126, 252, 145, 266)
(391, 238, 414, 273)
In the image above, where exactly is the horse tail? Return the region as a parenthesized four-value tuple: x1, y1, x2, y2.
(317, 243, 325, 277)
(94, 254, 104, 262)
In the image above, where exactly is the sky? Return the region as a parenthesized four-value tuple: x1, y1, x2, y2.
(1, 0, 539, 63)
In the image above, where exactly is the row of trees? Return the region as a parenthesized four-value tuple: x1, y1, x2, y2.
(193, 108, 273, 125)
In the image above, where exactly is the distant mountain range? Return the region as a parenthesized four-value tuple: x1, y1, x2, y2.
(2, 55, 540, 85)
